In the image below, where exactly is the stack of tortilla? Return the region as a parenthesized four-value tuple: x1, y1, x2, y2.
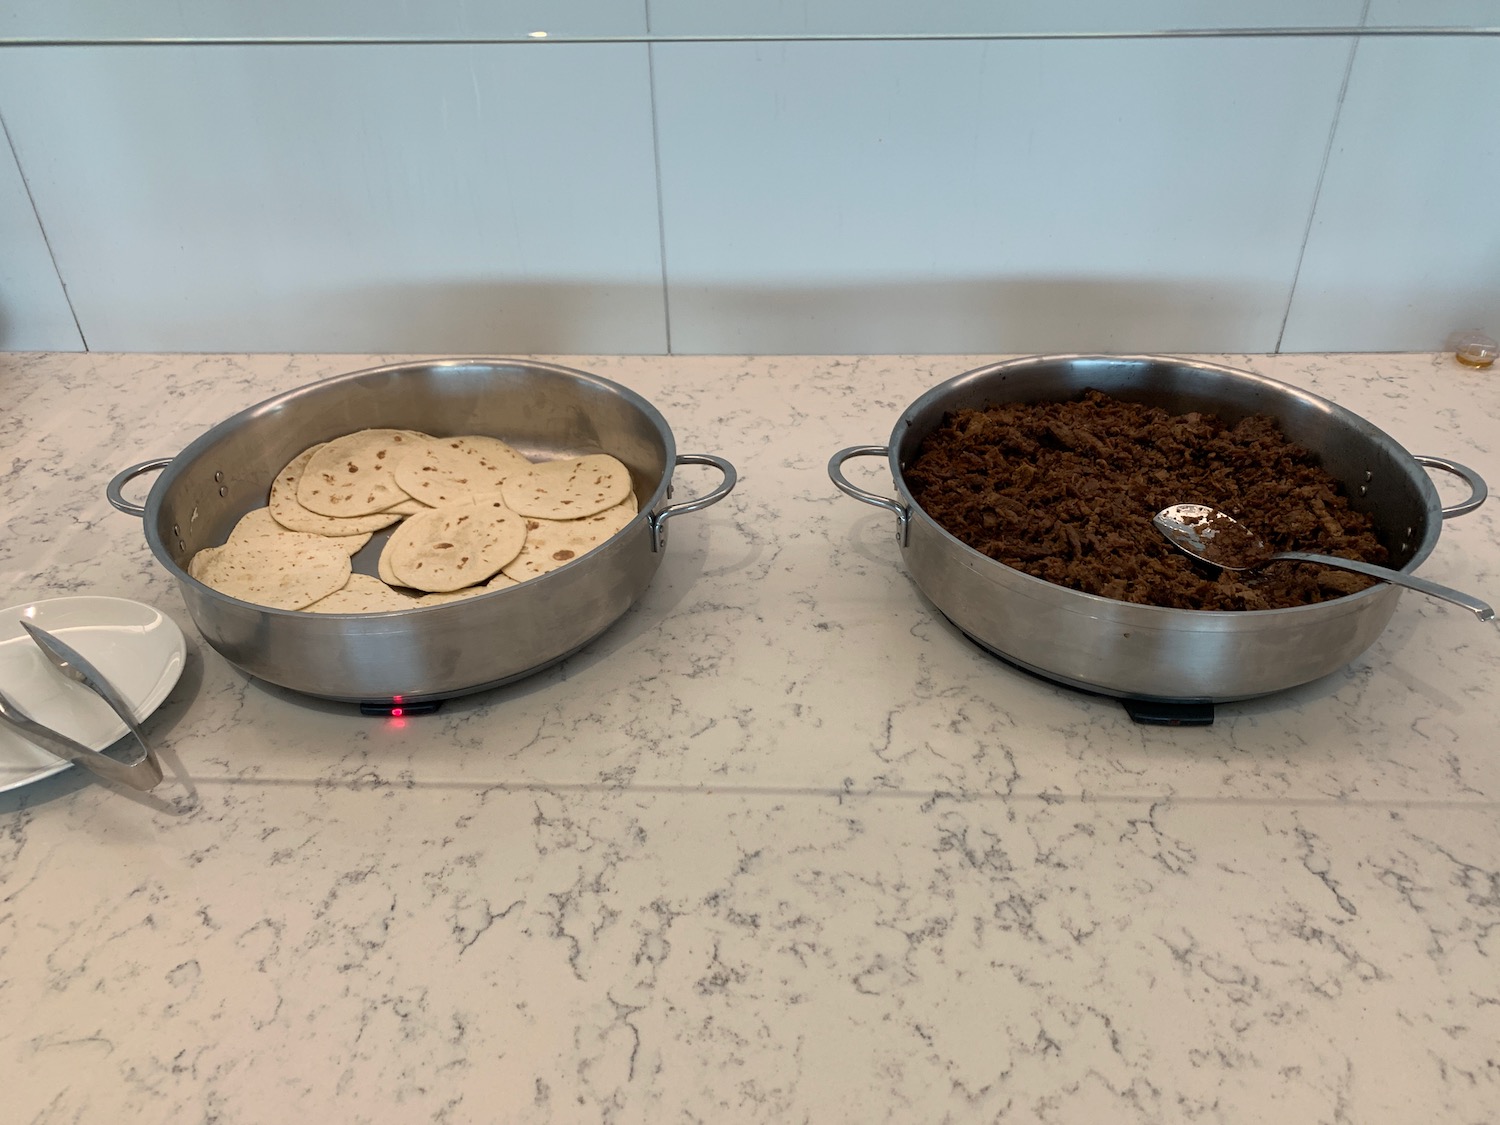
(187, 429, 636, 612)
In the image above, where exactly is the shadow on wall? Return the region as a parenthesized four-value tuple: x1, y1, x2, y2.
(667, 275, 1286, 355)
(18, 274, 1292, 355)
(303, 278, 665, 356)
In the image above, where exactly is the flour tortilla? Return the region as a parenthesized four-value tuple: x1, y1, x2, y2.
(190, 538, 352, 610)
(417, 586, 493, 605)
(500, 498, 636, 581)
(500, 454, 632, 519)
(374, 496, 514, 588)
(450, 435, 532, 471)
(376, 541, 405, 587)
(303, 572, 419, 614)
(385, 500, 527, 592)
(187, 544, 226, 581)
(227, 507, 371, 556)
(392, 436, 530, 508)
(380, 496, 431, 517)
(269, 446, 405, 536)
(297, 429, 428, 517)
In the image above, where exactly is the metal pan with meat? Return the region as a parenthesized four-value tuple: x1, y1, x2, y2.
(829, 355, 1488, 702)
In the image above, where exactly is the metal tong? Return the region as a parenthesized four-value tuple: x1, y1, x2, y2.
(0, 621, 163, 791)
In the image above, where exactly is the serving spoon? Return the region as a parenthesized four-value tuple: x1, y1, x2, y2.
(1152, 503, 1496, 623)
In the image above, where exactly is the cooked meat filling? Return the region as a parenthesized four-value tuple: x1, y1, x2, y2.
(903, 389, 1388, 611)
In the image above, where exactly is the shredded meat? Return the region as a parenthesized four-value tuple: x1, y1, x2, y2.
(903, 389, 1388, 611)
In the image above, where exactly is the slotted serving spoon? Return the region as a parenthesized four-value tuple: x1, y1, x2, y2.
(1152, 503, 1496, 624)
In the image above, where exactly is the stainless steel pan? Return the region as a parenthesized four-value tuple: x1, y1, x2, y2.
(109, 359, 736, 703)
(829, 355, 1487, 702)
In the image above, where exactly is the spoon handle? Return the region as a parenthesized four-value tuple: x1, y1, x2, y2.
(1271, 552, 1496, 621)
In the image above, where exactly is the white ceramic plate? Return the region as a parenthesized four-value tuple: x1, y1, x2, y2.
(0, 596, 186, 793)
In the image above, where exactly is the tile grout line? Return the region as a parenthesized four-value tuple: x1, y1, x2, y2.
(646, 44, 674, 355)
(3, 28, 1500, 48)
(644, 0, 675, 355)
(140, 776, 1500, 811)
(1275, 2, 1369, 353)
(1, 108, 89, 351)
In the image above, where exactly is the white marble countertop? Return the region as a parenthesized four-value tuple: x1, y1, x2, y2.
(2, 351, 1498, 1124)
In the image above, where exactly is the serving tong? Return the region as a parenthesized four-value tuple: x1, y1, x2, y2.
(0, 621, 164, 791)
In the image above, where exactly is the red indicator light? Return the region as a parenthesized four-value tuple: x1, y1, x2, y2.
(361, 698, 439, 718)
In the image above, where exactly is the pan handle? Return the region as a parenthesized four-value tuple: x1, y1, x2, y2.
(107, 458, 173, 517)
(829, 445, 910, 547)
(650, 454, 737, 552)
(1414, 456, 1487, 518)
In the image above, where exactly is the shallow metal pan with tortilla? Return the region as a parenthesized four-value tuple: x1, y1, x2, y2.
(107, 358, 737, 703)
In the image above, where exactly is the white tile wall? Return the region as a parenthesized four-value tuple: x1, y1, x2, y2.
(653, 37, 1352, 355)
(646, 1, 1367, 37)
(0, 0, 1391, 42)
(0, 129, 80, 351)
(0, 1, 647, 41)
(1279, 37, 1500, 353)
(1366, 1, 1500, 26)
(0, 45, 666, 353)
(2, 12, 1496, 356)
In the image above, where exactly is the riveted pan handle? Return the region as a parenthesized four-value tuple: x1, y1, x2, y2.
(1414, 456, 1487, 518)
(650, 454, 737, 552)
(107, 458, 173, 517)
(829, 445, 911, 547)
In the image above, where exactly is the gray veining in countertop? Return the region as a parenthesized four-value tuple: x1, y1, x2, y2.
(1, 351, 1497, 1124)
